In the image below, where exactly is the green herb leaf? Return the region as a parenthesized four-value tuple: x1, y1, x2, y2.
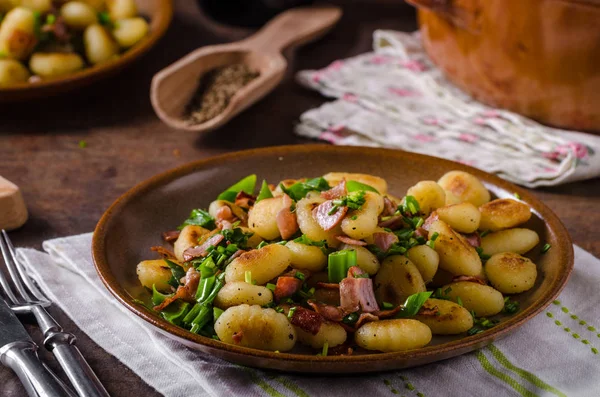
(321, 341, 329, 356)
(396, 291, 432, 317)
(213, 307, 224, 322)
(266, 283, 276, 291)
(342, 312, 359, 325)
(165, 259, 186, 285)
(475, 247, 491, 261)
(279, 177, 331, 201)
(346, 180, 379, 193)
(161, 301, 190, 325)
(151, 284, 172, 306)
(178, 209, 216, 230)
(327, 249, 357, 283)
(222, 227, 252, 248)
(256, 180, 274, 202)
(541, 243, 551, 254)
(217, 174, 257, 202)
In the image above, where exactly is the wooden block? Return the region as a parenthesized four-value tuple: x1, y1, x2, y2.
(0, 176, 28, 230)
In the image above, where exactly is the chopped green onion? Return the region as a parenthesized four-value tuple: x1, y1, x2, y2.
(327, 249, 357, 283)
(342, 312, 359, 325)
(78, 140, 87, 148)
(256, 180, 274, 202)
(245, 271, 252, 284)
(288, 307, 297, 319)
(480, 230, 491, 238)
(275, 306, 284, 313)
(98, 11, 112, 26)
(256, 241, 269, 249)
(45, 14, 56, 24)
(266, 283, 276, 291)
(414, 217, 424, 228)
(294, 271, 305, 281)
(321, 341, 329, 356)
(195, 275, 215, 301)
(513, 192, 521, 200)
(426, 232, 439, 249)
(217, 174, 257, 202)
(456, 297, 463, 307)
(541, 243, 551, 254)
(503, 297, 520, 314)
(382, 302, 394, 310)
(350, 215, 357, 220)
(213, 307, 224, 322)
(402, 195, 420, 215)
(346, 180, 379, 193)
(475, 247, 491, 261)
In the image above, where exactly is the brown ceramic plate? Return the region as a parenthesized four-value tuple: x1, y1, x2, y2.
(0, 0, 172, 102)
(92, 145, 574, 373)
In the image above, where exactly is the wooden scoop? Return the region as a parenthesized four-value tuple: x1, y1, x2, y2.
(0, 176, 28, 230)
(150, 5, 342, 132)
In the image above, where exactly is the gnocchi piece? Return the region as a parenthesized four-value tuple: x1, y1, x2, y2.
(444, 281, 505, 317)
(285, 240, 327, 272)
(341, 191, 384, 240)
(248, 196, 286, 240)
(406, 245, 439, 283)
(173, 225, 210, 263)
(295, 321, 347, 349)
(136, 259, 172, 292)
(225, 244, 291, 285)
(19, 0, 52, 12)
(83, 24, 119, 65)
(241, 226, 263, 249)
(0, 7, 37, 60)
(480, 228, 540, 256)
(437, 171, 491, 207)
(355, 319, 432, 352)
(323, 172, 388, 194)
(374, 255, 426, 305)
(214, 281, 273, 309)
(214, 304, 296, 352)
(80, 0, 105, 11)
(0, 0, 18, 12)
(428, 219, 482, 276)
(435, 202, 481, 233)
(340, 243, 380, 275)
(444, 190, 462, 206)
(106, 0, 137, 19)
(112, 17, 149, 48)
(414, 298, 473, 335)
(29, 53, 84, 78)
(485, 252, 537, 294)
(479, 198, 532, 232)
(406, 180, 446, 215)
(296, 195, 341, 247)
(60, 1, 98, 30)
(0, 59, 29, 86)
(208, 200, 247, 223)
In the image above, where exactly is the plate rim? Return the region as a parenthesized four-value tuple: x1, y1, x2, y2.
(92, 144, 574, 368)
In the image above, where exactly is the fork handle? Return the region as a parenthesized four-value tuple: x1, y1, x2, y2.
(1, 341, 72, 397)
(44, 332, 110, 397)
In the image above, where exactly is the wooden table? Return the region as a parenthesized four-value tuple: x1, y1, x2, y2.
(1, 1, 598, 395)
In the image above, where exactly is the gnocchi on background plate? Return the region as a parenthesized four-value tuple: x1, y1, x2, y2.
(0, 0, 148, 86)
(135, 171, 544, 355)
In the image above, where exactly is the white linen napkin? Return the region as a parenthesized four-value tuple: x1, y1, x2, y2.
(295, 31, 600, 188)
(15, 233, 600, 397)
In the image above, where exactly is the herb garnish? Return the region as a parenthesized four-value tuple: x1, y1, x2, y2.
(279, 177, 330, 201)
(178, 209, 216, 230)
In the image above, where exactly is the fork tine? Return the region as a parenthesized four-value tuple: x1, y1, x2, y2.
(0, 238, 21, 305)
(0, 230, 34, 302)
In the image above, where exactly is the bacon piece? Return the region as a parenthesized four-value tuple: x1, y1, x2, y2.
(235, 191, 256, 209)
(415, 227, 428, 239)
(417, 306, 440, 316)
(162, 230, 180, 243)
(382, 197, 397, 217)
(321, 179, 347, 200)
(373, 232, 399, 252)
(327, 343, 354, 356)
(316, 282, 340, 290)
(312, 200, 348, 231)
(307, 300, 344, 322)
(183, 267, 200, 297)
(354, 313, 379, 329)
(335, 235, 367, 246)
(182, 234, 225, 261)
(153, 285, 195, 311)
(274, 276, 302, 301)
(276, 194, 299, 239)
(423, 212, 439, 232)
(378, 215, 405, 229)
(374, 305, 403, 318)
(215, 205, 233, 222)
(289, 307, 323, 335)
(228, 249, 244, 261)
(339, 266, 380, 313)
(461, 232, 481, 248)
(452, 275, 486, 285)
(232, 331, 244, 344)
(150, 246, 177, 260)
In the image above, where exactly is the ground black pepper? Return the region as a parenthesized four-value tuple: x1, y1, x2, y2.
(186, 63, 260, 124)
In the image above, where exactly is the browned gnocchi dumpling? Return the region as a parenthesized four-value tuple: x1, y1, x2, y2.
(479, 198, 532, 231)
(484, 252, 537, 294)
(225, 244, 291, 284)
(437, 171, 490, 207)
(444, 281, 505, 317)
(427, 219, 482, 276)
(414, 298, 473, 335)
(374, 255, 426, 305)
(355, 319, 432, 352)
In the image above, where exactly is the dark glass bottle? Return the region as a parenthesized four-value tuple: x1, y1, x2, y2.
(197, 0, 315, 27)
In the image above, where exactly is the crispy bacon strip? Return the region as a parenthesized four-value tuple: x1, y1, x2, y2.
(182, 234, 224, 261)
(452, 275, 486, 285)
(274, 276, 302, 302)
(461, 232, 481, 248)
(153, 285, 194, 311)
(382, 197, 397, 217)
(378, 215, 405, 229)
(335, 235, 367, 246)
(423, 212, 439, 231)
(235, 191, 256, 209)
(183, 267, 200, 297)
(307, 300, 344, 322)
(339, 266, 380, 313)
(316, 282, 340, 290)
(373, 232, 399, 252)
(321, 179, 347, 200)
(162, 230, 180, 243)
(150, 246, 177, 260)
(354, 312, 379, 329)
(289, 307, 323, 335)
(313, 200, 348, 231)
(373, 305, 403, 318)
(415, 227, 428, 239)
(276, 194, 299, 239)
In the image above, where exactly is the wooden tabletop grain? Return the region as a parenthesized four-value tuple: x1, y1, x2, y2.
(1, 0, 599, 395)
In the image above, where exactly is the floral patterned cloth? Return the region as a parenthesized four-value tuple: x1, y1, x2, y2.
(295, 31, 600, 187)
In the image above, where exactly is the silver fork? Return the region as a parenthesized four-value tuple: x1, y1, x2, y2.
(0, 230, 110, 397)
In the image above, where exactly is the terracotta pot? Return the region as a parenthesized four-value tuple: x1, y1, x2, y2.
(407, 0, 600, 133)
